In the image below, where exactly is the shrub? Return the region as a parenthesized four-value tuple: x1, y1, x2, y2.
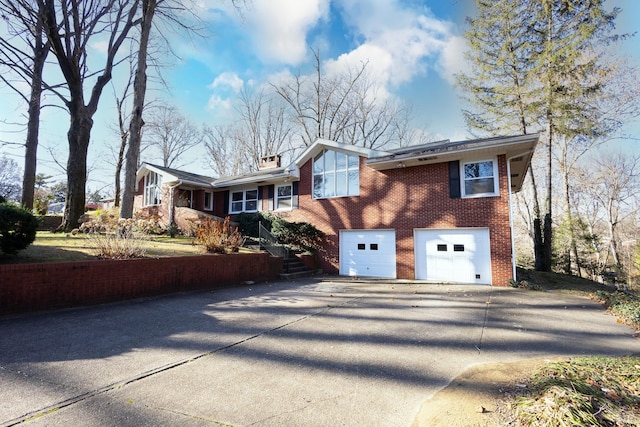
(236, 211, 277, 237)
(0, 202, 39, 255)
(270, 218, 324, 253)
(89, 227, 146, 259)
(194, 216, 245, 253)
(595, 290, 640, 328)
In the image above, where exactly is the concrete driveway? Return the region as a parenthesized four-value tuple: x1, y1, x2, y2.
(1, 277, 639, 426)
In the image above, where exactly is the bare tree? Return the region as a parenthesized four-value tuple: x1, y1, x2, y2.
(0, 0, 51, 209)
(272, 48, 411, 149)
(144, 104, 202, 168)
(120, 0, 156, 218)
(202, 125, 247, 177)
(37, 0, 141, 230)
(235, 88, 294, 169)
(587, 153, 640, 269)
(110, 74, 134, 208)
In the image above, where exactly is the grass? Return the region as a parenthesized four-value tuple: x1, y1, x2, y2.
(0, 231, 257, 264)
(512, 268, 640, 426)
(514, 356, 640, 426)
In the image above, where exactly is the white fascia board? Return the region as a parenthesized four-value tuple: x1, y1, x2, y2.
(135, 163, 180, 190)
(294, 138, 391, 168)
(213, 170, 296, 189)
(366, 134, 540, 169)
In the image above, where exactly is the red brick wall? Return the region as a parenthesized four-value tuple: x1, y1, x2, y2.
(0, 254, 283, 315)
(276, 155, 513, 285)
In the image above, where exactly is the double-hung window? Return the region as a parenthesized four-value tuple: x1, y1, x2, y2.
(276, 184, 292, 210)
(313, 149, 359, 199)
(461, 159, 498, 197)
(230, 189, 258, 213)
(143, 171, 162, 206)
(204, 191, 213, 210)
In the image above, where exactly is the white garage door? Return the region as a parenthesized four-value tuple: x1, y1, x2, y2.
(340, 230, 396, 279)
(414, 228, 491, 284)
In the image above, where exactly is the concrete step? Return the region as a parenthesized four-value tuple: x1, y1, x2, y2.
(278, 269, 323, 281)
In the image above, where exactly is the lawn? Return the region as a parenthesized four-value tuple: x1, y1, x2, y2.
(508, 268, 640, 426)
(0, 231, 246, 264)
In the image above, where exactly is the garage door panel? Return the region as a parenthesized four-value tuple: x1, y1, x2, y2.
(340, 230, 396, 279)
(415, 228, 491, 284)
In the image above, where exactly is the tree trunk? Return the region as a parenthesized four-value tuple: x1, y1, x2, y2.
(21, 15, 49, 210)
(534, 218, 544, 271)
(120, 0, 155, 218)
(563, 164, 582, 276)
(58, 113, 92, 231)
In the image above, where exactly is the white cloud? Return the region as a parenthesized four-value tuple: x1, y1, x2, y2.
(206, 95, 232, 111)
(333, 0, 454, 86)
(210, 72, 244, 92)
(243, 0, 330, 65)
(436, 35, 469, 85)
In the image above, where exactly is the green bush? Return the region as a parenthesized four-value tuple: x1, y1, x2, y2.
(236, 212, 277, 237)
(270, 217, 324, 253)
(595, 290, 640, 328)
(0, 202, 39, 255)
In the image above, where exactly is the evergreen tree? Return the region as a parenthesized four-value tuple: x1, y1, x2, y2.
(458, 0, 626, 272)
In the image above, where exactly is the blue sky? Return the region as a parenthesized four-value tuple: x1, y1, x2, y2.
(1, 0, 639, 195)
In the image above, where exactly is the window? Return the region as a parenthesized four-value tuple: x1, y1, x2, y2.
(357, 243, 365, 250)
(143, 171, 162, 206)
(204, 191, 213, 210)
(313, 149, 359, 199)
(276, 184, 292, 210)
(462, 159, 498, 197)
(177, 189, 192, 208)
(230, 189, 258, 213)
(370, 243, 378, 250)
(437, 244, 447, 252)
(453, 244, 465, 252)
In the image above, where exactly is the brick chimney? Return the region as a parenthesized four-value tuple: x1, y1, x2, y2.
(259, 154, 281, 170)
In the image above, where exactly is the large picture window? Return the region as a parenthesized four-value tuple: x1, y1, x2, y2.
(276, 184, 292, 210)
(313, 149, 359, 199)
(143, 171, 162, 206)
(462, 159, 498, 197)
(230, 189, 258, 213)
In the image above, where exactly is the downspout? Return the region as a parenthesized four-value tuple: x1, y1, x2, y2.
(506, 152, 532, 282)
(168, 181, 182, 226)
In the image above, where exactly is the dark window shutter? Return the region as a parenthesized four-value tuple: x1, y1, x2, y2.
(267, 185, 274, 211)
(449, 161, 461, 198)
(223, 190, 230, 214)
(292, 181, 299, 208)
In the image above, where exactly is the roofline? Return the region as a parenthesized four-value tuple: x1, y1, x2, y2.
(366, 133, 540, 167)
(213, 168, 296, 188)
(136, 163, 216, 188)
(295, 138, 390, 168)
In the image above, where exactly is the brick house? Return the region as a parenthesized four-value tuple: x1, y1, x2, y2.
(135, 134, 539, 285)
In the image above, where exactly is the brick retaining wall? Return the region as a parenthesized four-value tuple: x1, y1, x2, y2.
(0, 253, 283, 315)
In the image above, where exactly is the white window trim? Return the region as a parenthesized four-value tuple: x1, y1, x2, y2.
(204, 191, 213, 210)
(275, 184, 293, 211)
(143, 171, 162, 206)
(312, 149, 360, 199)
(460, 157, 500, 198)
(229, 188, 259, 214)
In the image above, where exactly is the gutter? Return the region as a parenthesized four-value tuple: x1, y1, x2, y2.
(506, 150, 533, 282)
(167, 181, 182, 225)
